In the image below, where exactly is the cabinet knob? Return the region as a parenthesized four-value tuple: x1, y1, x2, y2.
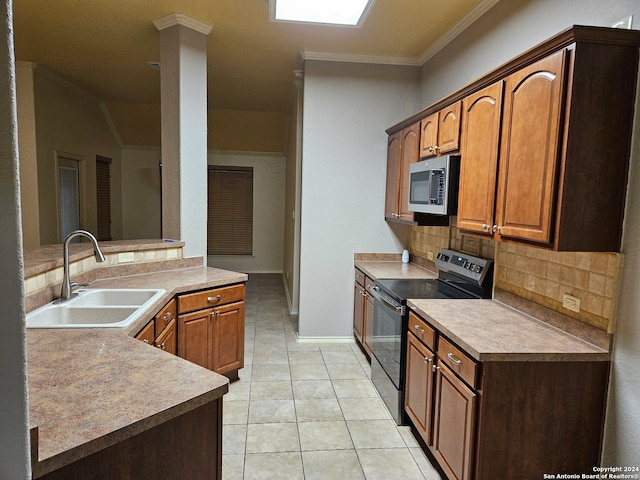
(143, 339, 149, 344)
(482, 224, 489, 231)
(432, 364, 440, 373)
(157, 342, 166, 350)
(424, 357, 432, 364)
(492, 225, 501, 234)
(162, 312, 172, 321)
(207, 295, 222, 303)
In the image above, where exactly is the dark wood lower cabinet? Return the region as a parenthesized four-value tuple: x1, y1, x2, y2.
(37, 399, 222, 480)
(405, 332, 435, 444)
(432, 362, 476, 480)
(178, 284, 246, 381)
(405, 314, 610, 480)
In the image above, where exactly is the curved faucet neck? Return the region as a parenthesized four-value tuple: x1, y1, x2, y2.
(60, 230, 106, 300)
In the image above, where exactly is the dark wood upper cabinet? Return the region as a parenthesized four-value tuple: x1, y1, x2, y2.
(494, 50, 566, 245)
(390, 25, 640, 251)
(457, 82, 503, 235)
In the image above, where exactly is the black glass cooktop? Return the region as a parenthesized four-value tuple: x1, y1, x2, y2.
(375, 278, 477, 303)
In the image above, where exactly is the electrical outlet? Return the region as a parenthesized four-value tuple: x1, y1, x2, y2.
(117, 252, 135, 263)
(427, 251, 434, 261)
(562, 293, 581, 313)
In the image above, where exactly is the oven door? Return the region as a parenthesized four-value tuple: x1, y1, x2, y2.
(369, 285, 404, 388)
(368, 284, 406, 424)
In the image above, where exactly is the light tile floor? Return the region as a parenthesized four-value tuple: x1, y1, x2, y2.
(222, 274, 444, 480)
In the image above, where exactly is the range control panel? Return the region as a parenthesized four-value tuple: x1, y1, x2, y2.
(435, 248, 492, 286)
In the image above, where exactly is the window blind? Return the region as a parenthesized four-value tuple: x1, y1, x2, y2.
(207, 166, 253, 256)
(96, 156, 112, 241)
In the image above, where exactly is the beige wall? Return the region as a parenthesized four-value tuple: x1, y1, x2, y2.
(415, 0, 640, 466)
(32, 67, 122, 246)
(207, 152, 286, 273)
(15, 61, 39, 251)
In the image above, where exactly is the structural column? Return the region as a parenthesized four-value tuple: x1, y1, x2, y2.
(153, 13, 212, 259)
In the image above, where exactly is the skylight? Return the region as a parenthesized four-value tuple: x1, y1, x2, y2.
(269, 0, 376, 27)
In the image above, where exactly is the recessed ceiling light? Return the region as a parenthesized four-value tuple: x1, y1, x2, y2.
(269, 0, 375, 27)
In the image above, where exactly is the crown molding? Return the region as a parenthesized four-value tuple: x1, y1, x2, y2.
(299, 50, 421, 67)
(419, 0, 501, 64)
(299, 0, 500, 68)
(153, 12, 213, 35)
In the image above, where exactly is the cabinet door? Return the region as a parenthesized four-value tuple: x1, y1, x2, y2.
(385, 131, 402, 219)
(135, 320, 155, 345)
(211, 301, 245, 375)
(438, 101, 461, 154)
(353, 282, 364, 342)
(155, 318, 177, 355)
(495, 50, 566, 244)
(458, 82, 503, 235)
(405, 332, 435, 446)
(420, 112, 439, 157)
(398, 123, 420, 220)
(178, 309, 211, 369)
(433, 362, 477, 480)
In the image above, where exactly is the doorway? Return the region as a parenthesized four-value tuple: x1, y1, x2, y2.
(56, 154, 83, 243)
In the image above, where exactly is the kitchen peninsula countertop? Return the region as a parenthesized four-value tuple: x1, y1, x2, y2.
(27, 265, 248, 478)
(408, 298, 609, 362)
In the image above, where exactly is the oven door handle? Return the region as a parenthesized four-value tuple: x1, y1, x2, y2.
(367, 285, 404, 315)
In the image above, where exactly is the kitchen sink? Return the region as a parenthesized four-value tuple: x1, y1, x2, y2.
(26, 288, 166, 328)
(69, 288, 164, 307)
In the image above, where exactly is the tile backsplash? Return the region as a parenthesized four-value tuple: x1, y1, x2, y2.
(410, 219, 621, 333)
(495, 243, 620, 333)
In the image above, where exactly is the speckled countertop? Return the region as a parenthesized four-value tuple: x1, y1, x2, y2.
(408, 299, 609, 362)
(355, 255, 608, 362)
(24, 238, 185, 277)
(355, 260, 438, 280)
(88, 265, 248, 336)
(27, 265, 248, 478)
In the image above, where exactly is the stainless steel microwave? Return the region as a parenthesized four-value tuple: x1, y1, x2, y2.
(408, 155, 460, 215)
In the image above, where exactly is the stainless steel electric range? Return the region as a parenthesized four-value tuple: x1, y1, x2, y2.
(367, 248, 493, 425)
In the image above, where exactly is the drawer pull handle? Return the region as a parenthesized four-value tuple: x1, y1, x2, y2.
(207, 295, 222, 303)
(447, 352, 462, 365)
(414, 325, 425, 334)
(162, 312, 172, 321)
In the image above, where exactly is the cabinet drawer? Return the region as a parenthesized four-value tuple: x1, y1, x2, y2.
(355, 268, 366, 287)
(408, 311, 435, 351)
(365, 276, 375, 291)
(155, 298, 177, 337)
(178, 284, 245, 314)
(437, 336, 478, 389)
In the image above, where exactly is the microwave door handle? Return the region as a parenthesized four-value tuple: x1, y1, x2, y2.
(368, 285, 404, 315)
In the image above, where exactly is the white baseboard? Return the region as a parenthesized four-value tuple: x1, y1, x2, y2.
(281, 272, 299, 315)
(295, 333, 356, 344)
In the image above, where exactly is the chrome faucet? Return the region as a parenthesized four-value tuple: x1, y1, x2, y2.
(59, 229, 106, 301)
